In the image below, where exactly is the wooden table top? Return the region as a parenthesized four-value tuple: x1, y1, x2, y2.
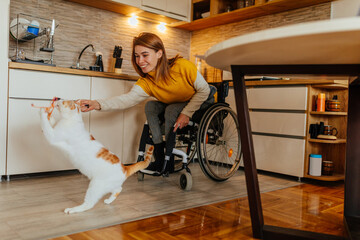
(205, 17, 360, 71)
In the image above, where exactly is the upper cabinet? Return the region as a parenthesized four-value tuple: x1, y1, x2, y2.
(113, 0, 142, 8)
(66, 0, 190, 23)
(142, 0, 190, 21)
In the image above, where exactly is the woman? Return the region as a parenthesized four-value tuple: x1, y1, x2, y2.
(80, 32, 214, 172)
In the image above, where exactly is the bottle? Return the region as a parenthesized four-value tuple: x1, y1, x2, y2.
(317, 93, 325, 112)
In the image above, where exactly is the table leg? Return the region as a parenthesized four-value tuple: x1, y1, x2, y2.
(344, 77, 360, 239)
(231, 66, 264, 239)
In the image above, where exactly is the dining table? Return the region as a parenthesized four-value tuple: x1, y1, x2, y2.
(205, 17, 360, 240)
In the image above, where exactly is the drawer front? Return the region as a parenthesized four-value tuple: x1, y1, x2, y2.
(250, 111, 307, 136)
(247, 86, 308, 110)
(9, 69, 90, 99)
(253, 135, 305, 177)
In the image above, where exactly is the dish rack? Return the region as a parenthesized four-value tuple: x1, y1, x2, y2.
(10, 13, 57, 66)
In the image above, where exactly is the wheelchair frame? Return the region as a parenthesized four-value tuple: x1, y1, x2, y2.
(137, 81, 242, 190)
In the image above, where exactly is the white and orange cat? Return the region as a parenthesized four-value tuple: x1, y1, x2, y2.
(40, 99, 153, 214)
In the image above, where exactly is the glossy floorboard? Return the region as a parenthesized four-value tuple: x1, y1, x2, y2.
(52, 182, 346, 240)
(0, 165, 301, 240)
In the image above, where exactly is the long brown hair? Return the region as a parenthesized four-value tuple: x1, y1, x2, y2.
(132, 32, 180, 83)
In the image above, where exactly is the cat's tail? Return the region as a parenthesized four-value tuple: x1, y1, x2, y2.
(124, 146, 154, 178)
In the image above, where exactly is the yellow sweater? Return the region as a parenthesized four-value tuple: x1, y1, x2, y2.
(135, 58, 197, 104)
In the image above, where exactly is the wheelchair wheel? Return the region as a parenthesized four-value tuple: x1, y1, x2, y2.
(173, 130, 197, 172)
(180, 172, 192, 190)
(197, 104, 242, 182)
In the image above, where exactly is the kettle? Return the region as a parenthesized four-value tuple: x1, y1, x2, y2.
(95, 52, 104, 72)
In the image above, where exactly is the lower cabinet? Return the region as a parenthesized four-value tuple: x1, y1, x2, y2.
(5, 71, 145, 176)
(90, 77, 147, 165)
(227, 85, 307, 178)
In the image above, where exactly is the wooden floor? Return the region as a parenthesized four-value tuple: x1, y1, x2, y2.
(52, 182, 346, 240)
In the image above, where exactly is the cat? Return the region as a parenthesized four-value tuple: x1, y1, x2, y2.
(40, 99, 153, 214)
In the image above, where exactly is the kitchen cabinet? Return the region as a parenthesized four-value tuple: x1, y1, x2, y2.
(226, 79, 348, 180)
(90, 77, 147, 165)
(304, 82, 348, 181)
(141, 0, 190, 21)
(122, 81, 148, 163)
(5, 70, 146, 177)
(247, 86, 308, 178)
(7, 69, 91, 175)
(113, 0, 141, 8)
(66, 0, 190, 23)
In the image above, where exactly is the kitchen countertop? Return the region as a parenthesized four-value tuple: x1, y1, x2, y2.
(8, 62, 139, 81)
(9, 62, 349, 87)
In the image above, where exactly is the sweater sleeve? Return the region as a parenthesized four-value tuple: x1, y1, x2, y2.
(181, 71, 210, 117)
(97, 84, 149, 111)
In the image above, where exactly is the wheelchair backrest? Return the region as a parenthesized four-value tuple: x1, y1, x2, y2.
(209, 81, 230, 103)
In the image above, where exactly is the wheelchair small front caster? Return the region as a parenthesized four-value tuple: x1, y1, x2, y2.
(180, 172, 192, 191)
(137, 171, 144, 181)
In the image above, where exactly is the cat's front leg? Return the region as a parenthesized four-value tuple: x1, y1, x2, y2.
(40, 108, 55, 142)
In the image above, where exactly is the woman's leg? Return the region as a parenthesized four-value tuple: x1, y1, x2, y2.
(144, 101, 167, 172)
(164, 102, 188, 140)
(145, 101, 167, 144)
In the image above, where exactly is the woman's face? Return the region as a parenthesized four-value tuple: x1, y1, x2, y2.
(134, 45, 162, 73)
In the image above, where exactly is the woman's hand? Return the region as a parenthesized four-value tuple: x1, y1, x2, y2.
(77, 99, 101, 112)
(173, 113, 190, 132)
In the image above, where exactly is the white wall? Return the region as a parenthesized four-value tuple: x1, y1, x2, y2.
(0, 0, 10, 176)
(331, 0, 360, 18)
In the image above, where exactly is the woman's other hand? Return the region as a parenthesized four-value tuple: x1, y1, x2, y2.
(173, 113, 190, 132)
(77, 99, 101, 112)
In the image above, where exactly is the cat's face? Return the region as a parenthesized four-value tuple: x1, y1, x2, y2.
(57, 100, 81, 116)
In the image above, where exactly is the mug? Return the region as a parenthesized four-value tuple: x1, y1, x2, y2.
(326, 100, 341, 112)
(324, 125, 338, 136)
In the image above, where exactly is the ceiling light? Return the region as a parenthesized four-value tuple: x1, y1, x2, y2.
(157, 22, 166, 33)
(128, 14, 138, 27)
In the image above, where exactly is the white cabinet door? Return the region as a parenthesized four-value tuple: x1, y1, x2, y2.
(142, 0, 166, 11)
(7, 99, 90, 175)
(141, 0, 190, 21)
(90, 78, 147, 164)
(90, 77, 125, 162)
(166, 0, 189, 18)
(122, 81, 147, 164)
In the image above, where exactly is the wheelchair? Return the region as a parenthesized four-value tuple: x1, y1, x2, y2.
(136, 81, 242, 190)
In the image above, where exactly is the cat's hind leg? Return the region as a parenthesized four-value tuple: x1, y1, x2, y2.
(64, 180, 107, 214)
(104, 187, 122, 204)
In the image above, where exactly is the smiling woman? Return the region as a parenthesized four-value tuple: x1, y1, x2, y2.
(78, 32, 212, 174)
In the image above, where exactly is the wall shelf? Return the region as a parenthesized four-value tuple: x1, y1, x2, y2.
(310, 111, 347, 116)
(305, 173, 344, 181)
(172, 0, 335, 31)
(308, 138, 346, 144)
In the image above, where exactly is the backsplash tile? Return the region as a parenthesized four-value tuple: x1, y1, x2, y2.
(9, 0, 191, 76)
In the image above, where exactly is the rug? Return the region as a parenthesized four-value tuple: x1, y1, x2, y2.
(0, 165, 302, 240)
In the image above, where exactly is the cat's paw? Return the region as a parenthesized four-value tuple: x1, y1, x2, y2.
(104, 197, 115, 204)
(64, 203, 93, 214)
